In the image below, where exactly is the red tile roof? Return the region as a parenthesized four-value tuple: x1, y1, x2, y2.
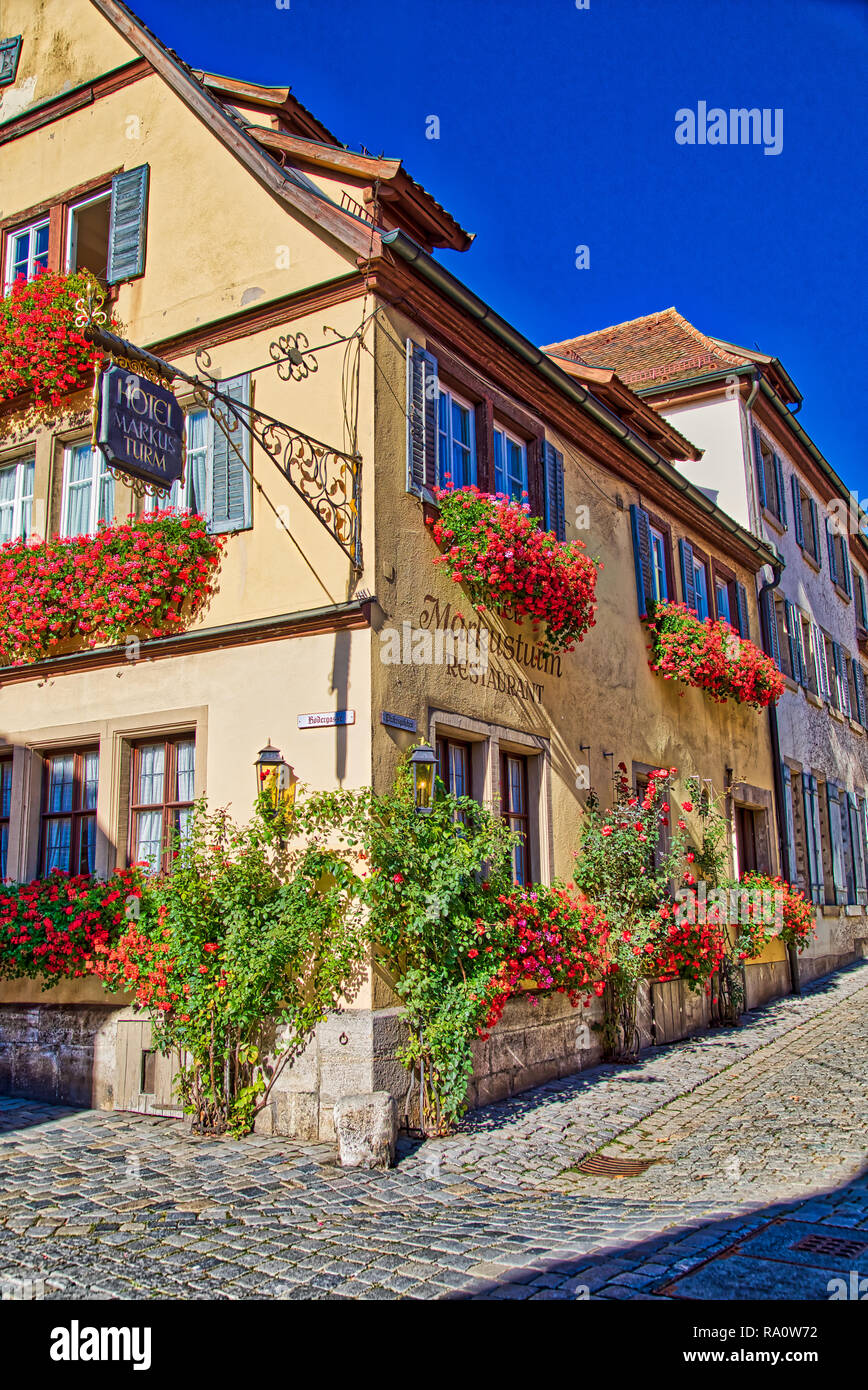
(543, 307, 755, 390)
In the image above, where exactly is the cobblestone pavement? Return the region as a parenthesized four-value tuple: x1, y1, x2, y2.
(0, 961, 866, 1301)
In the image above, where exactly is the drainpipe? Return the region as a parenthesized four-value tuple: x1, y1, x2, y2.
(757, 557, 801, 995)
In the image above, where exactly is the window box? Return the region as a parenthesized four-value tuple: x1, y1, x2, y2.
(645, 600, 785, 709)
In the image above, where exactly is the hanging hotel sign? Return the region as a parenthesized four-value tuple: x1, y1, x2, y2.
(96, 363, 186, 492)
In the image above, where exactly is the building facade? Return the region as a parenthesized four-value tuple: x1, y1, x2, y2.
(545, 309, 868, 984)
(0, 0, 811, 1137)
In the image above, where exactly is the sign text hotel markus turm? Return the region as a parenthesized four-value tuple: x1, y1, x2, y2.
(97, 365, 186, 492)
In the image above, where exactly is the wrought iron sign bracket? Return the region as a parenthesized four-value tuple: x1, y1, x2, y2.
(78, 283, 362, 572)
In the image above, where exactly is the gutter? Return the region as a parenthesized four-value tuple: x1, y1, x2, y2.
(756, 557, 801, 996)
(382, 230, 778, 573)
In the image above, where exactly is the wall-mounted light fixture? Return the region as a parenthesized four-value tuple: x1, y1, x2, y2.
(254, 740, 297, 824)
(409, 743, 437, 815)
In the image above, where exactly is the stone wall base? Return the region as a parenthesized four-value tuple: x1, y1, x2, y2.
(0, 1004, 123, 1109)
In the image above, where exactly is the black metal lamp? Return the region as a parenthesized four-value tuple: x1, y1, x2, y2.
(410, 743, 437, 815)
(254, 740, 297, 822)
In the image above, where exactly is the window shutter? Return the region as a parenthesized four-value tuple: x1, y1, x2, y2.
(764, 590, 781, 668)
(791, 476, 804, 547)
(857, 573, 868, 629)
(678, 538, 696, 611)
(813, 624, 830, 699)
(406, 340, 438, 495)
(802, 773, 824, 904)
(793, 612, 808, 687)
(752, 427, 766, 508)
(851, 795, 868, 903)
(107, 165, 149, 283)
(840, 540, 853, 597)
(835, 644, 852, 717)
(853, 661, 866, 726)
(209, 374, 252, 534)
(734, 582, 750, 639)
(629, 504, 655, 617)
(826, 782, 847, 904)
(809, 498, 821, 566)
(784, 601, 799, 680)
(542, 441, 566, 541)
(781, 764, 798, 883)
(773, 453, 787, 526)
(826, 518, 839, 584)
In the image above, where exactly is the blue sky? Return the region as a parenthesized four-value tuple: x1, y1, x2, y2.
(135, 0, 866, 494)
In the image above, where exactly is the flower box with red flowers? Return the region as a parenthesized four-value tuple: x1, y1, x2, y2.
(0, 868, 143, 985)
(0, 268, 116, 413)
(645, 600, 785, 709)
(427, 485, 599, 656)
(0, 512, 223, 666)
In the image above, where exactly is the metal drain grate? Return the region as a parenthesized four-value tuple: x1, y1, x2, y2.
(793, 1234, 868, 1259)
(576, 1154, 656, 1178)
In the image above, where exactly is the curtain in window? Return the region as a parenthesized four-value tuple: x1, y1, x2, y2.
(137, 744, 165, 804)
(187, 412, 209, 516)
(45, 819, 72, 873)
(176, 740, 195, 801)
(134, 811, 163, 872)
(0, 467, 16, 544)
(48, 755, 75, 813)
(65, 447, 95, 537)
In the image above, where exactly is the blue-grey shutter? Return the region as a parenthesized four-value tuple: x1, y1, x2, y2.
(773, 453, 787, 527)
(678, 538, 696, 611)
(826, 782, 847, 904)
(542, 441, 566, 541)
(764, 591, 781, 668)
(840, 539, 853, 597)
(752, 427, 766, 508)
(853, 661, 866, 726)
(781, 764, 798, 883)
(802, 773, 823, 904)
(734, 582, 750, 639)
(857, 573, 868, 629)
(784, 600, 799, 681)
(406, 340, 438, 495)
(834, 644, 852, 718)
(793, 610, 808, 687)
(849, 794, 867, 903)
(809, 498, 821, 566)
(629, 504, 655, 617)
(791, 475, 804, 547)
(107, 165, 149, 283)
(813, 624, 830, 700)
(826, 518, 839, 584)
(209, 373, 252, 534)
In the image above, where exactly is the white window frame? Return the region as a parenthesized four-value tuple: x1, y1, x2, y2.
(493, 423, 528, 501)
(65, 191, 111, 276)
(437, 385, 476, 490)
(144, 409, 209, 518)
(60, 443, 115, 538)
(649, 525, 668, 601)
(0, 456, 35, 544)
(4, 218, 50, 292)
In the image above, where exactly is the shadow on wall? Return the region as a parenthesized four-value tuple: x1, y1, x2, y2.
(330, 628, 351, 786)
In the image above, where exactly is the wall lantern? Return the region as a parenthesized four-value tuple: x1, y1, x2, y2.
(410, 743, 437, 815)
(254, 740, 297, 823)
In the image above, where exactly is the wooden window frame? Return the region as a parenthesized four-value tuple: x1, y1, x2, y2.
(39, 746, 99, 876)
(645, 509, 675, 599)
(500, 749, 531, 886)
(0, 756, 12, 880)
(436, 735, 474, 800)
(690, 542, 712, 620)
(711, 559, 737, 626)
(128, 735, 196, 875)
(436, 382, 478, 491)
(0, 172, 122, 302)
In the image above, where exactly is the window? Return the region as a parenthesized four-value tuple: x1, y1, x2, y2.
(437, 737, 473, 799)
(0, 457, 35, 544)
(129, 737, 196, 873)
(735, 804, 767, 876)
(145, 410, 208, 515)
(66, 193, 111, 286)
(714, 579, 731, 625)
(4, 218, 49, 292)
(826, 522, 852, 598)
(493, 425, 527, 502)
(800, 616, 819, 696)
(856, 571, 868, 631)
(437, 387, 476, 489)
(40, 749, 99, 875)
(62, 444, 115, 537)
(692, 558, 709, 620)
(0, 758, 11, 880)
(501, 751, 530, 884)
(792, 478, 820, 563)
(753, 429, 786, 526)
(649, 525, 668, 602)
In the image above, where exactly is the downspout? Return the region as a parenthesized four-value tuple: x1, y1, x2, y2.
(757, 556, 801, 995)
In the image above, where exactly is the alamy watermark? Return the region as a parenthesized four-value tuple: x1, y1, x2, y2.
(674, 881, 784, 932)
(675, 102, 783, 157)
(379, 621, 489, 677)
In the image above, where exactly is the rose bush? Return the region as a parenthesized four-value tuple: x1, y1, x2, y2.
(428, 485, 598, 656)
(0, 513, 222, 665)
(0, 268, 113, 411)
(646, 601, 784, 709)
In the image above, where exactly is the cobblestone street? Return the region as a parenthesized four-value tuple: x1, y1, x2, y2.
(1, 962, 867, 1301)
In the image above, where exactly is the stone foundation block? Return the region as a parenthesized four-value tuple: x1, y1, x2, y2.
(333, 1090, 397, 1169)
